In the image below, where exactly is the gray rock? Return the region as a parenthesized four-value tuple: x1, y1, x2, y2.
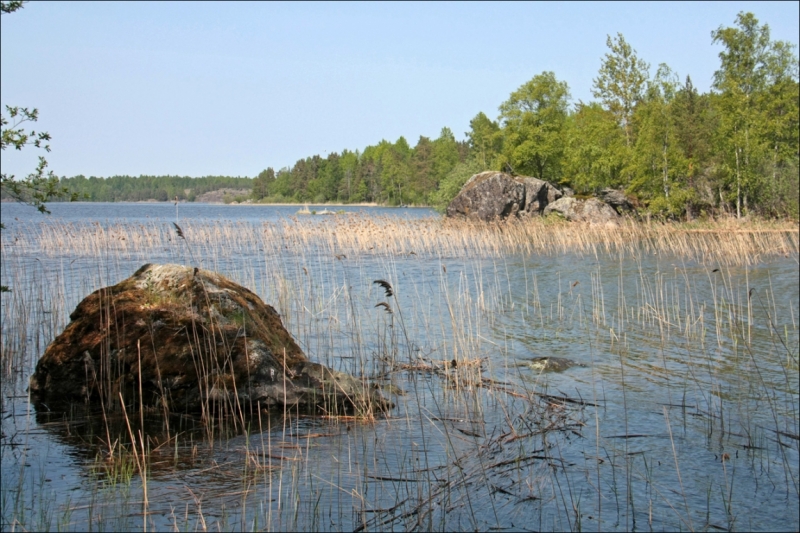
(29, 263, 390, 415)
(599, 188, 633, 213)
(543, 197, 620, 225)
(446, 171, 562, 221)
(446, 171, 525, 220)
(526, 357, 585, 372)
(519, 177, 563, 214)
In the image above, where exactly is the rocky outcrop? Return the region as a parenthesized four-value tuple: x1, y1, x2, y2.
(519, 177, 563, 214)
(543, 197, 620, 225)
(29, 264, 389, 415)
(599, 188, 633, 214)
(445, 171, 562, 221)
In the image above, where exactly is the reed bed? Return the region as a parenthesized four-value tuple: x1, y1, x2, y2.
(1, 213, 798, 531)
(4, 216, 797, 268)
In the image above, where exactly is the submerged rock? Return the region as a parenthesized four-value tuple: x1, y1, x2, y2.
(526, 357, 586, 372)
(29, 264, 389, 415)
(445, 171, 562, 221)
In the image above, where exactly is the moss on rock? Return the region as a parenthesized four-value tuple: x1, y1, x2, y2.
(29, 264, 389, 416)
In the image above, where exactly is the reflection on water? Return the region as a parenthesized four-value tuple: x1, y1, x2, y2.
(1, 203, 798, 531)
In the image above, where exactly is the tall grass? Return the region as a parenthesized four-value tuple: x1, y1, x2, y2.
(1, 215, 797, 531)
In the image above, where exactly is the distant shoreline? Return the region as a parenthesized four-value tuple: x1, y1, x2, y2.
(164, 201, 416, 207)
(30, 199, 430, 208)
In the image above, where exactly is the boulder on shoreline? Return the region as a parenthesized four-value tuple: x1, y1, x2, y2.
(29, 264, 389, 415)
(543, 196, 620, 225)
(445, 171, 562, 221)
(446, 171, 634, 224)
(598, 188, 634, 214)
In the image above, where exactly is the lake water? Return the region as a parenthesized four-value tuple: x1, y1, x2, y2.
(0, 201, 437, 227)
(1, 202, 798, 531)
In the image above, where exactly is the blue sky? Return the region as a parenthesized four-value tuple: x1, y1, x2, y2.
(2, 1, 798, 179)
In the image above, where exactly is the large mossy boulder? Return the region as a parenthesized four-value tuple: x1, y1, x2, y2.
(29, 264, 389, 415)
(445, 171, 562, 221)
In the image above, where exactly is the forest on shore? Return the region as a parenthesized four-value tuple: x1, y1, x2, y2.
(50, 175, 253, 203)
(47, 13, 799, 219)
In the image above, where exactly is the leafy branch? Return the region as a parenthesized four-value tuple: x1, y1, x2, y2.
(1, 106, 79, 221)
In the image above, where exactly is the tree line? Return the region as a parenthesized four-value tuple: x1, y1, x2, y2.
(252, 12, 798, 219)
(47, 174, 253, 203)
(251, 130, 471, 207)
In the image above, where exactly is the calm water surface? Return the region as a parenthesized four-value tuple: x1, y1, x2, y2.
(0, 201, 436, 226)
(1, 202, 798, 531)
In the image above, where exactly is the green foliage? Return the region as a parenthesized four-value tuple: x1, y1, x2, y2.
(710, 12, 799, 218)
(670, 76, 716, 184)
(432, 128, 460, 178)
(245, 130, 468, 206)
(592, 33, 650, 148)
(0, 1, 24, 14)
(467, 112, 501, 169)
(431, 158, 484, 211)
(629, 65, 688, 202)
(409, 135, 435, 201)
(498, 72, 570, 181)
(252, 167, 274, 200)
(378, 137, 412, 205)
(563, 102, 626, 192)
(53, 174, 253, 203)
(645, 187, 698, 220)
(338, 149, 359, 201)
(1, 106, 78, 216)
